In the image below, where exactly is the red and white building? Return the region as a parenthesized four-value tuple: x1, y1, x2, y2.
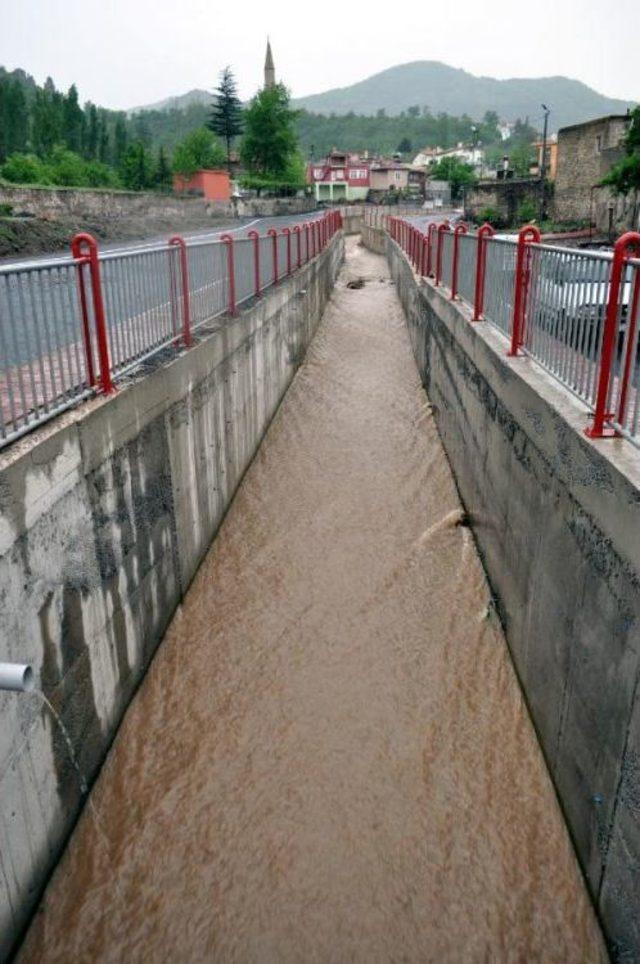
(307, 151, 371, 202)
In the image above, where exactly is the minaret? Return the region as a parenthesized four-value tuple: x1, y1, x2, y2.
(264, 39, 275, 89)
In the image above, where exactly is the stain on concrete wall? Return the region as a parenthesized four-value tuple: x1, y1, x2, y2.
(0, 234, 344, 960)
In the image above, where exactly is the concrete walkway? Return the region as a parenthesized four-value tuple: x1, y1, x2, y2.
(20, 238, 605, 962)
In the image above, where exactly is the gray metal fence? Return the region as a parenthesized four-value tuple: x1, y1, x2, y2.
(0, 212, 340, 450)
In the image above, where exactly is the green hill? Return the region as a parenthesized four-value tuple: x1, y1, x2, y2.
(292, 61, 634, 131)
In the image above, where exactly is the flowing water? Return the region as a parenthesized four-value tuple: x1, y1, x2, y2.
(19, 238, 606, 962)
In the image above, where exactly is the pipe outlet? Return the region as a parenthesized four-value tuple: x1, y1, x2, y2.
(0, 663, 35, 693)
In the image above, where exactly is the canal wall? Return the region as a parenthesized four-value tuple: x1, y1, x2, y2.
(370, 225, 640, 960)
(0, 232, 344, 960)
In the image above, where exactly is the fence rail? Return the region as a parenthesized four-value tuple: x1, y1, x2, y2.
(388, 215, 640, 448)
(0, 210, 342, 450)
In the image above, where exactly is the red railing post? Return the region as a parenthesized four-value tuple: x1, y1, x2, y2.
(220, 233, 237, 315)
(70, 232, 114, 394)
(435, 222, 450, 287)
(509, 225, 541, 356)
(420, 233, 428, 276)
(267, 228, 279, 284)
(168, 235, 192, 346)
(473, 223, 495, 321)
(616, 261, 640, 430)
(283, 227, 292, 274)
(450, 223, 468, 300)
(293, 225, 302, 268)
(305, 223, 311, 262)
(426, 223, 437, 277)
(586, 231, 640, 438)
(248, 229, 260, 297)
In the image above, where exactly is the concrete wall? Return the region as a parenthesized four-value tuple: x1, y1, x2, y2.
(377, 226, 640, 961)
(0, 233, 344, 961)
(0, 184, 233, 224)
(234, 196, 316, 218)
(464, 179, 544, 226)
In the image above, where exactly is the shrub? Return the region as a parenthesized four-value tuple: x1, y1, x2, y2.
(517, 197, 538, 224)
(478, 206, 502, 227)
(1, 153, 51, 185)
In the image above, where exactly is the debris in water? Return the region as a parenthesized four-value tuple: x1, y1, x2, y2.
(346, 278, 365, 289)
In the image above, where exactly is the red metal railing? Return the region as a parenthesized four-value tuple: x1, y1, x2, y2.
(387, 216, 640, 446)
(0, 211, 342, 450)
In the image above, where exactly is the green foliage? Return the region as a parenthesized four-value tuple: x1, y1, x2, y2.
(477, 207, 504, 228)
(510, 143, 535, 177)
(120, 141, 155, 190)
(517, 197, 538, 223)
(155, 147, 172, 190)
(172, 127, 225, 177)
(240, 84, 300, 178)
(1, 153, 50, 184)
(601, 107, 640, 195)
(208, 66, 243, 170)
(0, 202, 13, 216)
(396, 137, 412, 154)
(429, 156, 477, 200)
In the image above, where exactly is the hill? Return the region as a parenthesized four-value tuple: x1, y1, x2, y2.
(291, 61, 634, 131)
(129, 88, 211, 116)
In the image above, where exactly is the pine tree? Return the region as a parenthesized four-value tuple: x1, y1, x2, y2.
(208, 66, 243, 173)
(114, 116, 128, 165)
(155, 146, 172, 191)
(62, 84, 84, 153)
(85, 103, 99, 159)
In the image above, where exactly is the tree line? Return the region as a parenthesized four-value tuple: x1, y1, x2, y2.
(0, 67, 305, 193)
(0, 65, 540, 194)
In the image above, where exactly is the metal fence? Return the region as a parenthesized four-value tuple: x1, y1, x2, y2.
(0, 211, 342, 450)
(388, 215, 640, 448)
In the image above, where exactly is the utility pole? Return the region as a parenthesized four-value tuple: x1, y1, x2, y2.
(540, 104, 551, 221)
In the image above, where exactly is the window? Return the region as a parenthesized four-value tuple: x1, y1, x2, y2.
(349, 168, 367, 180)
(313, 168, 324, 179)
(331, 169, 345, 181)
(395, 171, 402, 181)
(595, 135, 602, 154)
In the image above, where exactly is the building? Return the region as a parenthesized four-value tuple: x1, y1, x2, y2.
(554, 114, 630, 223)
(412, 143, 485, 171)
(307, 151, 371, 202)
(173, 169, 231, 201)
(264, 39, 275, 89)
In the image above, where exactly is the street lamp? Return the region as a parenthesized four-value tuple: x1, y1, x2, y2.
(540, 104, 551, 220)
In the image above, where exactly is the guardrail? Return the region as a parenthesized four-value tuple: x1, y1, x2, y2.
(388, 215, 640, 447)
(0, 210, 342, 450)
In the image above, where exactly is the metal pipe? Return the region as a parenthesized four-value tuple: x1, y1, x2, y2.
(0, 663, 34, 692)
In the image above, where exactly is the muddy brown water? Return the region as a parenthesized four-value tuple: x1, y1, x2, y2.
(19, 238, 606, 962)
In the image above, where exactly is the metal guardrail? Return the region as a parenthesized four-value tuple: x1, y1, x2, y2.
(0, 211, 342, 450)
(387, 215, 640, 448)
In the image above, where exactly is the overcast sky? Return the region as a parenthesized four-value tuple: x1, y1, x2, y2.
(1, 0, 637, 111)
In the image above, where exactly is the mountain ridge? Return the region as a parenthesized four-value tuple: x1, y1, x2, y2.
(289, 61, 634, 131)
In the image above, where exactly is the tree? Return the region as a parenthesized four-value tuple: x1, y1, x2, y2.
(62, 84, 84, 153)
(172, 127, 225, 177)
(429, 156, 477, 201)
(397, 137, 412, 155)
(601, 107, 640, 195)
(114, 116, 128, 165)
(240, 83, 299, 178)
(155, 147, 172, 190)
(85, 103, 99, 159)
(120, 141, 155, 190)
(208, 66, 243, 173)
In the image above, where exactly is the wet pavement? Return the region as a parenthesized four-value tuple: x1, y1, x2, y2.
(19, 237, 606, 962)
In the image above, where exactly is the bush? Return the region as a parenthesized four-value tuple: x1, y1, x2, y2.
(517, 197, 538, 224)
(478, 206, 503, 227)
(172, 128, 226, 178)
(1, 153, 51, 185)
(0, 202, 13, 217)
